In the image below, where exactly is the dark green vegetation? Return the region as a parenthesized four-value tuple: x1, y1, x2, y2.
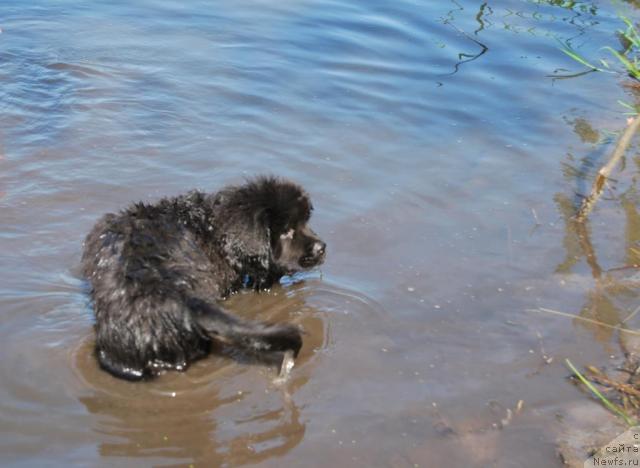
(561, 16, 640, 84)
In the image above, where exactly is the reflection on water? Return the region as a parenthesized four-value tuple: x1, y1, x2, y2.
(3, 0, 640, 466)
(78, 360, 306, 466)
(553, 122, 640, 345)
(71, 282, 328, 466)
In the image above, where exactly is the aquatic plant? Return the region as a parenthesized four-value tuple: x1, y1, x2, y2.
(559, 15, 640, 81)
(565, 358, 637, 426)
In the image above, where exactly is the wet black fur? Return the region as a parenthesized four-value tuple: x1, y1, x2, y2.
(81, 176, 325, 380)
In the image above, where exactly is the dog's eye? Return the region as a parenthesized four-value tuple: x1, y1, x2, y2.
(280, 229, 295, 240)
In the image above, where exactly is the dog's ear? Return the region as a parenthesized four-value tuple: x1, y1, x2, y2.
(265, 191, 312, 236)
(214, 205, 272, 273)
(212, 176, 310, 275)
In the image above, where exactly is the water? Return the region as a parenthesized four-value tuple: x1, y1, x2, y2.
(1, 1, 639, 466)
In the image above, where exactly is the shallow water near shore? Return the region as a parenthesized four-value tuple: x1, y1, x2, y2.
(2, 1, 640, 466)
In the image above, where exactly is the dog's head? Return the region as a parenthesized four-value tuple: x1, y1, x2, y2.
(214, 177, 326, 279)
(267, 182, 326, 274)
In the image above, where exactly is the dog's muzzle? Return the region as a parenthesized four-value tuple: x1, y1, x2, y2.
(301, 241, 326, 268)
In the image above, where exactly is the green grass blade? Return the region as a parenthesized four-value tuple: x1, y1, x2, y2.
(619, 15, 640, 47)
(560, 48, 594, 69)
(621, 15, 634, 29)
(603, 46, 640, 78)
(618, 100, 637, 111)
(625, 30, 640, 50)
(565, 359, 636, 426)
(560, 46, 606, 71)
(556, 38, 614, 73)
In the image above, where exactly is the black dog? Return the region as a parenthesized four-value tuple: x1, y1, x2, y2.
(81, 176, 326, 380)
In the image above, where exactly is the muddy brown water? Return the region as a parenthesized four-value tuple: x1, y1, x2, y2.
(2, 1, 640, 467)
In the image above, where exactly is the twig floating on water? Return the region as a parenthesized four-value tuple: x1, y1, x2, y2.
(527, 307, 640, 336)
(575, 116, 640, 222)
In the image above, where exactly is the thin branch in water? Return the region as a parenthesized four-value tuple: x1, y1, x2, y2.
(621, 303, 640, 324)
(548, 69, 598, 81)
(531, 207, 541, 225)
(527, 307, 640, 336)
(575, 116, 640, 221)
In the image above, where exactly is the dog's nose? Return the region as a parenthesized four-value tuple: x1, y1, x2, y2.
(312, 241, 326, 257)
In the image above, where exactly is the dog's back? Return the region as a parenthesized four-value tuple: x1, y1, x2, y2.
(82, 203, 215, 379)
